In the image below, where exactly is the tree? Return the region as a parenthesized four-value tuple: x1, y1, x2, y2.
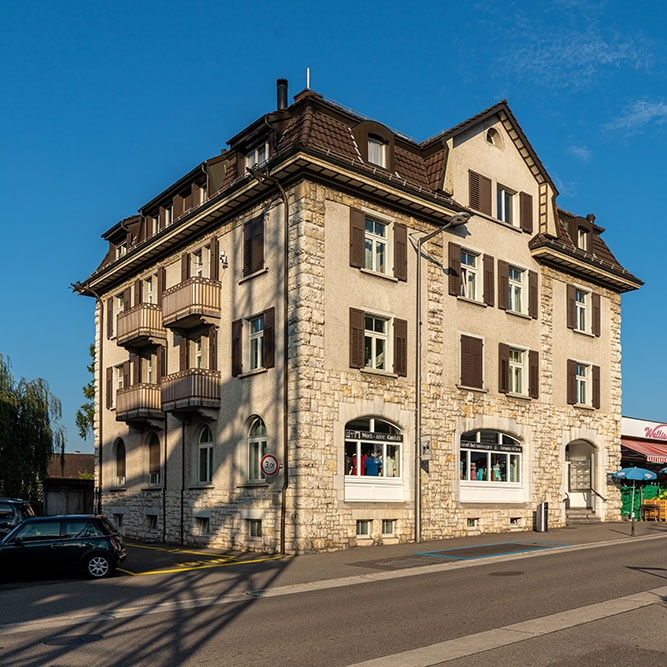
(75, 343, 95, 440)
(0, 354, 65, 500)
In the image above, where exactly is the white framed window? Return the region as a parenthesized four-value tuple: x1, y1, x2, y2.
(382, 519, 394, 536)
(248, 519, 262, 538)
(486, 128, 500, 146)
(460, 250, 479, 300)
(115, 243, 127, 259)
(192, 249, 205, 278)
(148, 433, 161, 485)
(345, 418, 402, 479)
(246, 142, 269, 169)
(194, 338, 203, 369)
(151, 215, 159, 236)
(145, 514, 158, 531)
(497, 186, 514, 225)
(248, 417, 267, 481)
(364, 217, 388, 274)
(248, 315, 264, 371)
(356, 520, 371, 536)
(144, 277, 155, 304)
(575, 289, 588, 332)
(197, 426, 214, 485)
(577, 228, 588, 250)
(113, 364, 124, 407)
(367, 135, 387, 167)
(145, 354, 154, 385)
(194, 516, 210, 536)
(508, 347, 525, 395)
(164, 205, 173, 227)
(576, 363, 589, 405)
(364, 315, 388, 371)
(459, 430, 521, 484)
(508, 266, 524, 314)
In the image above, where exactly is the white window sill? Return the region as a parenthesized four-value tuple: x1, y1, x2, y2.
(574, 328, 596, 338)
(238, 367, 268, 379)
(573, 403, 595, 410)
(361, 369, 398, 379)
(360, 268, 398, 283)
(457, 296, 486, 308)
(189, 484, 215, 490)
(506, 309, 531, 320)
(356, 536, 373, 542)
(506, 392, 531, 401)
(109, 486, 127, 492)
(238, 267, 269, 284)
(457, 384, 487, 393)
(237, 482, 270, 488)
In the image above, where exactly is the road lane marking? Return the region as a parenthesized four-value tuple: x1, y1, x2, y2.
(347, 586, 667, 666)
(118, 554, 293, 576)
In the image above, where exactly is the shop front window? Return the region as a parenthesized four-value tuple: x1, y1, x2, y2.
(460, 430, 521, 485)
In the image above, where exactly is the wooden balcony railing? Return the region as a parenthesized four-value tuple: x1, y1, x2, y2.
(162, 277, 221, 329)
(116, 383, 162, 422)
(161, 369, 221, 412)
(117, 303, 166, 348)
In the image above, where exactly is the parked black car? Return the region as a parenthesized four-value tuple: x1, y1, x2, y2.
(0, 515, 127, 579)
(0, 498, 35, 539)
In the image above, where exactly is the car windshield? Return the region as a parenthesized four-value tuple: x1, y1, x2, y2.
(0, 503, 13, 519)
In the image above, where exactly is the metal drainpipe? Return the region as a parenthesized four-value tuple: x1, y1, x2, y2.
(72, 283, 104, 515)
(162, 412, 168, 543)
(180, 419, 185, 545)
(246, 165, 289, 555)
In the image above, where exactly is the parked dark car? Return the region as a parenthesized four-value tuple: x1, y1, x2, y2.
(0, 498, 35, 539)
(0, 515, 127, 579)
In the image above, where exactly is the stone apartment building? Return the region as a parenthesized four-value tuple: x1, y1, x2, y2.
(76, 80, 641, 553)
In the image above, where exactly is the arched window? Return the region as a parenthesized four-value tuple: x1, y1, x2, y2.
(248, 417, 267, 481)
(114, 439, 126, 487)
(197, 425, 214, 484)
(148, 433, 161, 485)
(367, 134, 387, 168)
(460, 430, 521, 483)
(344, 417, 402, 479)
(486, 128, 500, 146)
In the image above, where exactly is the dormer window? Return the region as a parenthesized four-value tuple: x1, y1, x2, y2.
(115, 243, 127, 259)
(246, 142, 269, 169)
(486, 128, 500, 146)
(577, 227, 589, 251)
(367, 135, 387, 168)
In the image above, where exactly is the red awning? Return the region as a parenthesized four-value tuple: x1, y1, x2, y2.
(622, 438, 667, 463)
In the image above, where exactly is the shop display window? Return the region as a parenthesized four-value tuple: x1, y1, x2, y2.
(460, 430, 521, 484)
(344, 417, 402, 479)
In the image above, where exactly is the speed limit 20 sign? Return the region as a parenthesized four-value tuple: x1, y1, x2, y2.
(260, 454, 279, 477)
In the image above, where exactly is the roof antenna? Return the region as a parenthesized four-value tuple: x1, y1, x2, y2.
(306, 67, 310, 90)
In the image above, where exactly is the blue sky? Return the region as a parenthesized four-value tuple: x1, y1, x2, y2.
(1, 1, 665, 453)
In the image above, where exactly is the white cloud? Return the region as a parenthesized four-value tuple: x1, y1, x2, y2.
(566, 145, 593, 162)
(604, 99, 667, 131)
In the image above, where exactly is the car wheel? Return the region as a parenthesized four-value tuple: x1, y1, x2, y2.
(85, 554, 113, 579)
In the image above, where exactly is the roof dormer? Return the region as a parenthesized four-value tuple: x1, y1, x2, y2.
(352, 120, 395, 173)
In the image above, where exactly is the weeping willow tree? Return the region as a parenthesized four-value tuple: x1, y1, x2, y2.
(0, 354, 65, 499)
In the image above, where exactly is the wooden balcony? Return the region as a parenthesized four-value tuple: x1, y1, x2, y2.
(161, 369, 221, 413)
(116, 384, 163, 423)
(117, 303, 166, 349)
(162, 277, 221, 331)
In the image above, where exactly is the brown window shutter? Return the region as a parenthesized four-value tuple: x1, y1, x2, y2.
(159, 206, 166, 231)
(134, 279, 142, 307)
(208, 327, 218, 371)
(181, 252, 190, 282)
(157, 345, 166, 380)
(243, 220, 253, 276)
(393, 318, 408, 377)
(252, 216, 264, 274)
(132, 354, 141, 385)
(232, 319, 242, 376)
(528, 270, 538, 319)
(349, 208, 365, 268)
(497, 260, 509, 310)
(123, 287, 131, 309)
(107, 299, 114, 339)
(179, 337, 189, 371)
(448, 242, 461, 296)
(592, 365, 601, 408)
(479, 174, 492, 216)
(210, 237, 219, 281)
(173, 194, 183, 219)
(529, 350, 539, 399)
(592, 293, 601, 336)
(469, 171, 480, 211)
(567, 359, 577, 404)
(157, 267, 165, 306)
(263, 307, 275, 369)
(461, 335, 483, 389)
(149, 437, 160, 474)
(184, 186, 193, 212)
(116, 441, 125, 479)
(520, 192, 533, 233)
(498, 343, 509, 393)
(122, 361, 130, 389)
(566, 285, 576, 329)
(349, 308, 365, 369)
(394, 223, 408, 281)
(106, 366, 113, 409)
(483, 254, 495, 306)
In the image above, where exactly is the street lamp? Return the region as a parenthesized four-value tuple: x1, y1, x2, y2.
(415, 211, 471, 543)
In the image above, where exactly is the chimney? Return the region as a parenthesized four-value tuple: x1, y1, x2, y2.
(586, 213, 596, 223)
(277, 78, 288, 111)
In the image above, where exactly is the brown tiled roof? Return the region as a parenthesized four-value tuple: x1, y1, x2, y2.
(424, 149, 446, 192)
(47, 454, 95, 479)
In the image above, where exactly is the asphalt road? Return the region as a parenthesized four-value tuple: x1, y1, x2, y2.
(0, 528, 666, 666)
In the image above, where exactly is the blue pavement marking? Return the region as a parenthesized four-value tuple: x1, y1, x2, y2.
(413, 540, 571, 560)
